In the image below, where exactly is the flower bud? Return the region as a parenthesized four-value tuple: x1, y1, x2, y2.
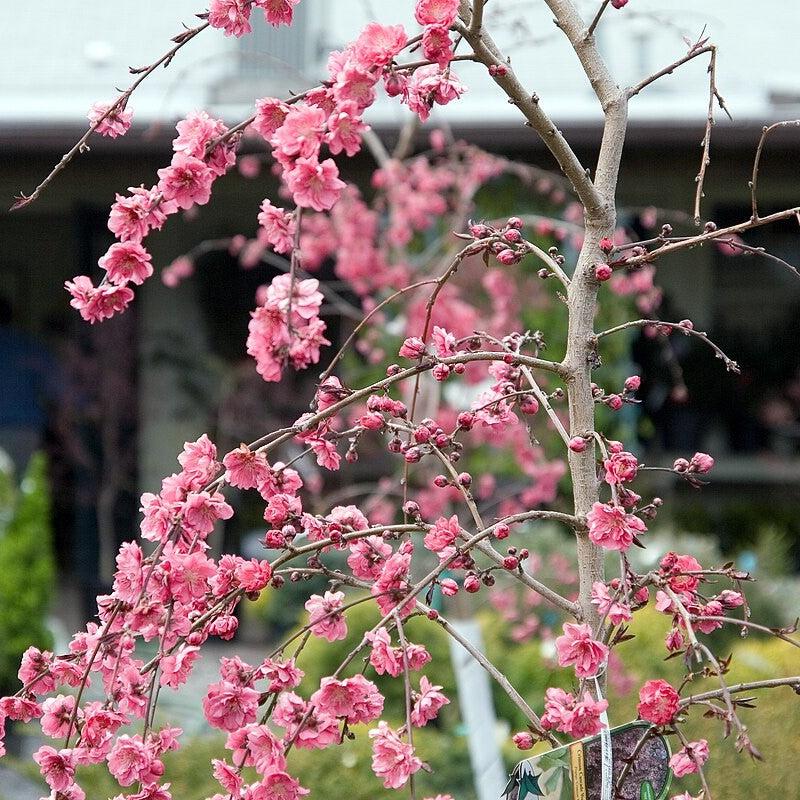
(595, 263, 613, 282)
(440, 578, 459, 597)
(464, 574, 481, 593)
(513, 732, 534, 750)
(624, 375, 641, 391)
(568, 436, 587, 453)
(690, 452, 715, 473)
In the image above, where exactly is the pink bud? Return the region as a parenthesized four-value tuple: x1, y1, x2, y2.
(457, 411, 475, 430)
(595, 263, 613, 282)
(494, 523, 510, 539)
(611, 0, 628, 8)
(432, 363, 451, 381)
(672, 457, 689, 472)
(513, 732, 534, 750)
(504, 228, 522, 243)
(404, 447, 422, 463)
(568, 436, 587, 453)
(463, 574, 481, 593)
(606, 394, 623, 410)
(440, 578, 459, 597)
(679, 319, 694, 330)
(496, 248, 519, 266)
(624, 375, 641, 391)
(690, 452, 715, 473)
(607, 440, 624, 453)
(399, 337, 426, 359)
(599, 237, 614, 253)
(519, 395, 539, 414)
(502, 556, 519, 570)
(433, 475, 449, 488)
(507, 216, 523, 229)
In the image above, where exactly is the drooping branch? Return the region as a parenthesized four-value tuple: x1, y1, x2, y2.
(11, 20, 209, 210)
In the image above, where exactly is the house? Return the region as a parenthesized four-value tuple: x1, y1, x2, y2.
(1, 0, 798, 618)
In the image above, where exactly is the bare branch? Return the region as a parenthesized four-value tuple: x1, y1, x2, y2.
(594, 319, 739, 373)
(586, 0, 611, 39)
(679, 677, 800, 707)
(750, 119, 800, 220)
(11, 21, 208, 210)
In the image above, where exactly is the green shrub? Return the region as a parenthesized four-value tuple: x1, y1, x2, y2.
(0, 453, 55, 696)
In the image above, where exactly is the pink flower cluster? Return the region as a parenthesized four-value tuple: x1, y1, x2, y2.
(207, 0, 300, 37)
(66, 111, 235, 322)
(246, 275, 329, 382)
(540, 687, 609, 739)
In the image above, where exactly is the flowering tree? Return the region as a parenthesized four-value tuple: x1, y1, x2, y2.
(4, 1, 800, 799)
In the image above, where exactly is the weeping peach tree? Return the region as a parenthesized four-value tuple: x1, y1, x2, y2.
(3, 1, 799, 799)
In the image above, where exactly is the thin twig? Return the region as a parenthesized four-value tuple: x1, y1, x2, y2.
(750, 119, 800, 221)
(11, 22, 209, 210)
(594, 319, 739, 373)
(586, 0, 611, 39)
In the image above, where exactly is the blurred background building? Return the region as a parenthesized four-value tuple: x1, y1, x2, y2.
(1, 0, 799, 624)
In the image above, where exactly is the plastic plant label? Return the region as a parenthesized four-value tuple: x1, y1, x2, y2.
(503, 722, 671, 800)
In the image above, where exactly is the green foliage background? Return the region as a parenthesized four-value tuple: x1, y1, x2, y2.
(0, 453, 55, 697)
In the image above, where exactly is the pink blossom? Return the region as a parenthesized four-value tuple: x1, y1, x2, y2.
(33, 745, 77, 791)
(255, 0, 300, 27)
(659, 552, 702, 598)
(159, 646, 200, 689)
(399, 337, 426, 359)
(369, 721, 422, 789)
(208, 0, 252, 36)
(253, 97, 290, 140)
(40, 695, 77, 739)
(424, 514, 460, 552)
(603, 451, 639, 484)
(415, 0, 459, 26)
(305, 590, 348, 641)
(271, 105, 327, 163)
(347, 535, 392, 580)
(326, 101, 368, 157)
(248, 771, 309, 800)
(669, 739, 709, 777)
(260, 657, 304, 693)
(257, 200, 296, 254)
(65, 275, 135, 323)
(284, 157, 346, 212)
(181, 490, 234, 537)
(272, 692, 339, 750)
(157, 153, 214, 210)
(245, 724, 287, 774)
(312, 675, 384, 724)
(431, 325, 456, 357)
(88, 102, 133, 138)
(108, 186, 175, 243)
(555, 622, 608, 678)
(586, 502, 647, 551)
(422, 25, 453, 66)
(411, 676, 449, 726)
(367, 627, 403, 677)
(178, 434, 220, 483)
(351, 23, 407, 70)
(590, 581, 632, 625)
(405, 65, 465, 121)
(98, 241, 153, 286)
(223, 445, 272, 489)
(107, 735, 162, 786)
(203, 681, 260, 732)
(541, 688, 609, 739)
(637, 679, 680, 726)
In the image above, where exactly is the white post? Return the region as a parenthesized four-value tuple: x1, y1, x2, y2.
(448, 617, 507, 800)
